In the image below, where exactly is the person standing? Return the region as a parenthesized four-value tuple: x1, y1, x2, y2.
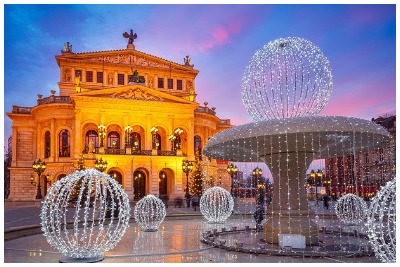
(323, 194, 330, 209)
(191, 195, 200, 211)
(185, 194, 191, 208)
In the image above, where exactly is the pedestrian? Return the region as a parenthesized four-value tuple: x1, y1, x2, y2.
(323, 194, 330, 209)
(185, 194, 191, 208)
(253, 204, 264, 230)
(191, 194, 200, 211)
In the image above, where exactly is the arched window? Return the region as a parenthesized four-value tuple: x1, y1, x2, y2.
(131, 132, 141, 150)
(57, 174, 66, 181)
(59, 129, 70, 157)
(159, 170, 168, 197)
(85, 130, 99, 153)
(134, 170, 146, 199)
(194, 135, 202, 153)
(108, 170, 123, 185)
(107, 131, 120, 148)
(44, 131, 51, 158)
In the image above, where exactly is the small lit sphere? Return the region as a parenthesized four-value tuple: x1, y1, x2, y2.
(334, 193, 367, 224)
(200, 186, 234, 223)
(242, 37, 333, 121)
(40, 168, 131, 261)
(134, 194, 166, 231)
(366, 179, 396, 263)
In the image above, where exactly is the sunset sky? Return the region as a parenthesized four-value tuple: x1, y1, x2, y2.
(2, 3, 397, 151)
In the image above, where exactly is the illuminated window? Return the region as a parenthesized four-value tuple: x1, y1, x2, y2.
(44, 131, 51, 158)
(59, 129, 70, 157)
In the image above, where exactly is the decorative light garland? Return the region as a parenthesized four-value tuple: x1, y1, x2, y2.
(40, 168, 131, 262)
(366, 179, 396, 263)
(334, 193, 367, 224)
(134, 194, 166, 231)
(200, 186, 234, 223)
(202, 36, 395, 253)
(242, 37, 333, 121)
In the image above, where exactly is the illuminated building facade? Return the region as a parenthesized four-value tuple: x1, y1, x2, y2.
(7, 36, 232, 201)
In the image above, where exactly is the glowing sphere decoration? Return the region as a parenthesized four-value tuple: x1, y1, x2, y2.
(366, 179, 396, 263)
(334, 193, 368, 225)
(134, 194, 166, 232)
(40, 168, 131, 263)
(200, 186, 234, 223)
(242, 37, 333, 121)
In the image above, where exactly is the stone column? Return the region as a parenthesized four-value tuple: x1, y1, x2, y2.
(263, 152, 319, 245)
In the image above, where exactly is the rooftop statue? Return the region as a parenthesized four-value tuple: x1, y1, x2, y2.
(123, 29, 138, 45)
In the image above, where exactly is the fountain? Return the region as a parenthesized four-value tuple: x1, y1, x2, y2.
(203, 37, 393, 246)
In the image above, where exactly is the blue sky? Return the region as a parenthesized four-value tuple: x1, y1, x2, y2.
(2, 4, 397, 152)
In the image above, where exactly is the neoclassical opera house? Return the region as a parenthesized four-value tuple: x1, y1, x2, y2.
(7, 32, 232, 202)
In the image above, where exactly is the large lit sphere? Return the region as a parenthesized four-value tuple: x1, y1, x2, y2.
(134, 194, 166, 231)
(366, 179, 396, 263)
(334, 193, 367, 225)
(40, 168, 131, 261)
(200, 186, 234, 223)
(242, 37, 333, 121)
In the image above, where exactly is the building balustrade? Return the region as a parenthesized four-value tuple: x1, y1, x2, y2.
(12, 105, 32, 114)
(37, 96, 72, 105)
(83, 147, 180, 156)
(195, 106, 216, 116)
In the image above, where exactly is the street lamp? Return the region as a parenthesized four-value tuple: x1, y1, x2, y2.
(168, 134, 176, 151)
(151, 126, 159, 150)
(95, 158, 108, 172)
(182, 159, 193, 199)
(252, 166, 263, 198)
(124, 125, 133, 147)
(310, 169, 323, 206)
(32, 159, 46, 199)
(174, 128, 183, 150)
(227, 163, 238, 196)
(98, 124, 106, 147)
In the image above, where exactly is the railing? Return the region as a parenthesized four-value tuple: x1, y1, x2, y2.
(37, 96, 72, 105)
(219, 119, 231, 125)
(195, 106, 216, 116)
(158, 150, 177, 156)
(12, 105, 32, 114)
(83, 148, 179, 156)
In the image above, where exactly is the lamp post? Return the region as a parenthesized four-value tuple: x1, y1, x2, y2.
(32, 159, 46, 199)
(252, 166, 263, 198)
(168, 134, 176, 151)
(182, 159, 193, 200)
(124, 125, 133, 147)
(174, 128, 183, 150)
(227, 163, 238, 196)
(98, 124, 106, 147)
(150, 126, 159, 150)
(310, 169, 323, 206)
(95, 158, 108, 172)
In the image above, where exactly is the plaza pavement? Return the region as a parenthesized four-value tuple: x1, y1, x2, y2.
(3, 200, 381, 263)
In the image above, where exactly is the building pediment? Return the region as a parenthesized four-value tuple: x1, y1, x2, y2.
(71, 84, 197, 105)
(56, 49, 197, 73)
